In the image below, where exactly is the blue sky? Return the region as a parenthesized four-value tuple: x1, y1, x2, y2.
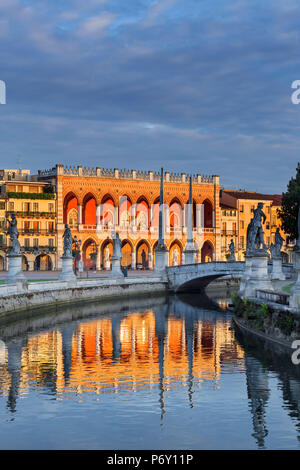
(0, 0, 300, 192)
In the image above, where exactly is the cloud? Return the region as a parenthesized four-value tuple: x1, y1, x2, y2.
(141, 0, 181, 27)
(77, 12, 116, 37)
(0, 0, 300, 192)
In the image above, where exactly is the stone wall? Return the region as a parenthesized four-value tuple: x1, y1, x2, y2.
(0, 277, 167, 319)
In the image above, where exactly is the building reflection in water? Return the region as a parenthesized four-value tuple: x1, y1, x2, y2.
(1, 297, 244, 420)
(3, 295, 300, 447)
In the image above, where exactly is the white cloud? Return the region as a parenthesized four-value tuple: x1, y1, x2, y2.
(142, 0, 181, 27)
(77, 12, 116, 37)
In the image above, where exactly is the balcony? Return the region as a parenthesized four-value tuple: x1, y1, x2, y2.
(20, 228, 56, 235)
(6, 211, 56, 219)
(21, 246, 57, 254)
(221, 230, 237, 236)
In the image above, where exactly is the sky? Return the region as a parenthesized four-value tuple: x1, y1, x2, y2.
(0, 0, 300, 193)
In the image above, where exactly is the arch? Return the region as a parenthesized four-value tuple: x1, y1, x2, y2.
(169, 240, 183, 266)
(68, 208, 78, 226)
(63, 192, 78, 225)
(136, 198, 149, 231)
(22, 255, 29, 271)
(82, 238, 98, 270)
(136, 239, 150, 269)
(34, 254, 52, 271)
(83, 193, 97, 225)
(101, 195, 115, 228)
(169, 199, 182, 231)
(121, 239, 133, 268)
(152, 241, 158, 268)
(101, 238, 113, 270)
(201, 240, 214, 263)
(203, 198, 213, 228)
(151, 198, 160, 229)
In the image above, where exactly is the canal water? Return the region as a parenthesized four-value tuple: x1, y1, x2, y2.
(0, 291, 300, 450)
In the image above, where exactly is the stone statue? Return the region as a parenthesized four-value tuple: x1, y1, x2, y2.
(112, 231, 122, 259)
(7, 213, 21, 255)
(246, 217, 254, 255)
(172, 247, 179, 266)
(229, 239, 235, 257)
(62, 224, 73, 257)
(274, 227, 284, 257)
(247, 203, 267, 252)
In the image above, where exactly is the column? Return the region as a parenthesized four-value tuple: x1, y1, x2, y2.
(148, 251, 153, 269)
(78, 205, 82, 225)
(165, 204, 170, 235)
(131, 204, 137, 231)
(114, 206, 119, 229)
(96, 248, 101, 271)
(131, 251, 136, 270)
(96, 204, 101, 229)
(184, 177, 197, 264)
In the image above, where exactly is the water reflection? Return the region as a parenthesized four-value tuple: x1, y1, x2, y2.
(235, 325, 300, 449)
(1, 294, 300, 449)
(0, 296, 243, 419)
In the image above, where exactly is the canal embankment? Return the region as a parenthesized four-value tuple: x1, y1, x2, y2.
(232, 292, 300, 349)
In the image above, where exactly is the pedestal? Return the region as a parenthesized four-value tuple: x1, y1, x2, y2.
(153, 247, 168, 274)
(110, 257, 124, 279)
(59, 256, 76, 282)
(289, 252, 300, 309)
(270, 256, 285, 280)
(104, 260, 110, 270)
(238, 255, 252, 297)
(6, 255, 27, 285)
(241, 251, 273, 297)
(228, 254, 236, 262)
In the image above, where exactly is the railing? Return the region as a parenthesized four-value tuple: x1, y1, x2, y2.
(221, 230, 237, 236)
(20, 229, 56, 235)
(256, 289, 289, 305)
(6, 211, 56, 218)
(39, 165, 217, 185)
(21, 246, 57, 254)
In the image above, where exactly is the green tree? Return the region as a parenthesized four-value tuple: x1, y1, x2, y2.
(277, 164, 300, 242)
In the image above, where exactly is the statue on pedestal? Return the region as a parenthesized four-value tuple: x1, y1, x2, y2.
(229, 239, 235, 261)
(62, 224, 73, 257)
(112, 231, 122, 259)
(274, 228, 284, 257)
(7, 213, 20, 256)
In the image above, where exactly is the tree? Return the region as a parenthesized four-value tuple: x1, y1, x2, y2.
(277, 163, 300, 242)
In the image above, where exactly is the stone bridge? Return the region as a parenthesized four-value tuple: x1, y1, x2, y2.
(166, 261, 245, 293)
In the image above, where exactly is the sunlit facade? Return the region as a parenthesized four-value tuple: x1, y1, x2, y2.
(220, 190, 289, 261)
(0, 169, 57, 271)
(38, 164, 221, 270)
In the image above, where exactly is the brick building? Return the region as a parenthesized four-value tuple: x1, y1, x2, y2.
(38, 164, 221, 270)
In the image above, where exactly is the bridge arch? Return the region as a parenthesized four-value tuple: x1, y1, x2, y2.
(166, 261, 245, 293)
